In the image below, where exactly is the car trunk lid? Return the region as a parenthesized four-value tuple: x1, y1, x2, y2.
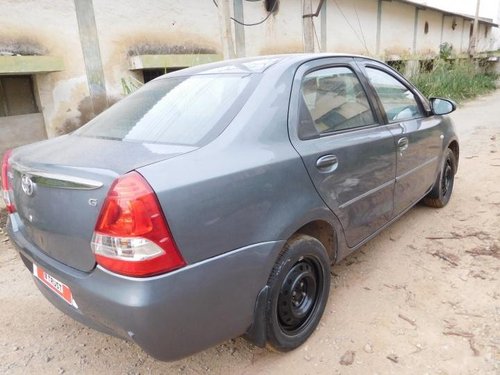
(10, 135, 196, 272)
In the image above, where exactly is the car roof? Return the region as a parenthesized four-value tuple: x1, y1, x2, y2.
(157, 53, 384, 79)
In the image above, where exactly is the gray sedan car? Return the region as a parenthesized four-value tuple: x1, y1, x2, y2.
(1, 54, 458, 361)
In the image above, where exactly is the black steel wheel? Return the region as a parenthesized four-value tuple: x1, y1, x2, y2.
(423, 148, 457, 208)
(441, 158, 453, 197)
(266, 234, 330, 352)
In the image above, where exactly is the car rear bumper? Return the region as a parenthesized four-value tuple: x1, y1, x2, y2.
(8, 214, 284, 361)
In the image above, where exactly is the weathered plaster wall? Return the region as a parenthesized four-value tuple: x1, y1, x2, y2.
(326, 0, 378, 55)
(476, 23, 495, 52)
(92, 0, 221, 98)
(442, 15, 465, 55)
(416, 8, 443, 56)
(241, 0, 304, 56)
(0, 0, 89, 137)
(1, 0, 497, 141)
(460, 18, 472, 53)
(380, 1, 415, 58)
(492, 5, 500, 50)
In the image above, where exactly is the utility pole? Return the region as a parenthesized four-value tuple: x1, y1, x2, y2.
(217, 0, 236, 59)
(469, 0, 481, 57)
(302, 0, 315, 52)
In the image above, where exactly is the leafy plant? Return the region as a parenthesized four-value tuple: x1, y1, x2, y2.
(439, 42, 453, 60)
(121, 76, 143, 96)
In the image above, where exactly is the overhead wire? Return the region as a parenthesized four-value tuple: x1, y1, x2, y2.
(332, 0, 370, 54)
(353, 0, 370, 54)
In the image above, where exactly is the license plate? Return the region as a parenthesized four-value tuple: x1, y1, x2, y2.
(33, 264, 78, 308)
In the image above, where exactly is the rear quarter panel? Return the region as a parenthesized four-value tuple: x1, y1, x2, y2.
(138, 63, 345, 264)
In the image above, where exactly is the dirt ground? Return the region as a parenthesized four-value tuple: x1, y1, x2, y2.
(1, 90, 499, 375)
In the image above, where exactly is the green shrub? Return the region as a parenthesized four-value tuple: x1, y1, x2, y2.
(408, 59, 498, 103)
(439, 42, 453, 60)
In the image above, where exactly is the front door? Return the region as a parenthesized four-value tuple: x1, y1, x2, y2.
(288, 59, 397, 248)
(360, 64, 442, 215)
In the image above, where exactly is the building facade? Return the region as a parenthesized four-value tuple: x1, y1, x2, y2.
(0, 0, 498, 155)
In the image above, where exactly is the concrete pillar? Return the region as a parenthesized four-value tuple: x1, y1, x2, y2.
(376, 0, 382, 55)
(74, 0, 108, 116)
(412, 7, 420, 55)
(302, 0, 314, 52)
(320, 0, 327, 52)
(217, 0, 236, 59)
(233, 0, 246, 57)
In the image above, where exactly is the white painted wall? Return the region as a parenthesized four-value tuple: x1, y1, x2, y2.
(460, 18, 472, 52)
(416, 8, 443, 55)
(0, 0, 89, 137)
(411, 0, 500, 50)
(493, 4, 500, 49)
(92, 0, 221, 98)
(380, 1, 416, 57)
(241, 0, 304, 55)
(1, 0, 497, 138)
(441, 15, 465, 54)
(325, 0, 378, 55)
(409, 0, 499, 21)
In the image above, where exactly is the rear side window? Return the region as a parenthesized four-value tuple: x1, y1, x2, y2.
(299, 66, 375, 137)
(76, 74, 253, 146)
(365, 68, 423, 122)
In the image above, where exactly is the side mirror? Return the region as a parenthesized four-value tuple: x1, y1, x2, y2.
(430, 97, 456, 115)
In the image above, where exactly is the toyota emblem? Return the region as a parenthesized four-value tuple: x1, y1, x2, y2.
(21, 174, 35, 196)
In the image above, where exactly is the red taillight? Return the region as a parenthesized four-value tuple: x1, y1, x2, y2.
(1, 149, 16, 214)
(91, 171, 185, 277)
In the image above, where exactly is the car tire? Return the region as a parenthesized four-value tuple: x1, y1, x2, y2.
(423, 148, 457, 208)
(265, 234, 330, 352)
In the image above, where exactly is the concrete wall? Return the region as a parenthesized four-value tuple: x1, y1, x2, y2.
(416, 8, 443, 56)
(460, 18, 472, 53)
(477, 23, 496, 52)
(0, 0, 89, 138)
(0, 0, 497, 141)
(242, 0, 305, 55)
(325, 0, 378, 55)
(442, 15, 465, 54)
(92, 0, 222, 98)
(492, 5, 500, 50)
(379, 1, 415, 57)
(0, 113, 46, 157)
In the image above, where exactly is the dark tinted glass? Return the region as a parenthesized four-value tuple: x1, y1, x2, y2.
(300, 67, 375, 136)
(365, 68, 423, 122)
(77, 74, 252, 146)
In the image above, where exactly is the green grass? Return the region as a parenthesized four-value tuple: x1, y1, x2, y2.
(407, 59, 498, 103)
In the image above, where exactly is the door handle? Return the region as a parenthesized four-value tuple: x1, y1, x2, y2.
(398, 137, 409, 153)
(316, 154, 338, 172)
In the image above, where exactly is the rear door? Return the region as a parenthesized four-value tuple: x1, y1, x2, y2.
(357, 61, 442, 215)
(288, 58, 397, 248)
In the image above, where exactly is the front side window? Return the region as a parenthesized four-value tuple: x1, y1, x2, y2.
(365, 68, 423, 122)
(299, 67, 375, 136)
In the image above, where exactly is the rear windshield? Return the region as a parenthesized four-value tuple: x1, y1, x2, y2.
(76, 74, 254, 146)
